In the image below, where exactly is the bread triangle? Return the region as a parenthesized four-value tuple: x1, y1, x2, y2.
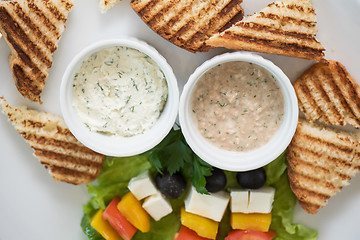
(0, 97, 104, 185)
(287, 118, 360, 214)
(294, 60, 360, 128)
(0, 0, 74, 103)
(207, 0, 325, 61)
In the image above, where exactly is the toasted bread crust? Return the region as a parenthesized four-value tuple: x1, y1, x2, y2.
(0, 97, 104, 185)
(99, 0, 122, 13)
(287, 118, 360, 214)
(294, 60, 360, 128)
(0, 0, 74, 103)
(130, 0, 244, 52)
(206, 0, 325, 61)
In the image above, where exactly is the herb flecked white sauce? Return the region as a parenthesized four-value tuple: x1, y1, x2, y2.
(191, 61, 284, 152)
(72, 46, 168, 137)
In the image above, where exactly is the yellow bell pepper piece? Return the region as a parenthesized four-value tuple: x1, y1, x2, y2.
(180, 207, 218, 239)
(117, 192, 150, 232)
(90, 209, 122, 240)
(230, 212, 272, 232)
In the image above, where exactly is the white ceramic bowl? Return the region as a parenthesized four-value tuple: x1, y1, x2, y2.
(60, 38, 179, 157)
(179, 52, 298, 171)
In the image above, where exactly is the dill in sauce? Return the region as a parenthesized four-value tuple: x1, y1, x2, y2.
(72, 46, 168, 137)
(191, 61, 284, 152)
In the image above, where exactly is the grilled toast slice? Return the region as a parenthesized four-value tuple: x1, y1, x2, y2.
(287, 118, 360, 214)
(0, 0, 74, 103)
(294, 60, 360, 128)
(99, 0, 122, 13)
(206, 0, 325, 61)
(0, 97, 104, 185)
(130, 0, 244, 52)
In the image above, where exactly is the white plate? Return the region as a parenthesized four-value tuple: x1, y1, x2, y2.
(0, 0, 359, 239)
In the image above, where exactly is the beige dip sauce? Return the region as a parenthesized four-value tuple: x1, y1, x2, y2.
(191, 61, 284, 152)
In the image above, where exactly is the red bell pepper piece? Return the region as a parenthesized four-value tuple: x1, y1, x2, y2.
(103, 196, 137, 240)
(225, 229, 276, 240)
(174, 226, 212, 240)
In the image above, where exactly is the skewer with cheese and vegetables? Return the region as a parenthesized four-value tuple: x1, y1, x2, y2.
(226, 167, 276, 239)
(174, 168, 230, 240)
(91, 170, 185, 239)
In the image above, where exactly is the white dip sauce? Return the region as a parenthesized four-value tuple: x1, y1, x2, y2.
(72, 46, 168, 137)
(191, 61, 284, 152)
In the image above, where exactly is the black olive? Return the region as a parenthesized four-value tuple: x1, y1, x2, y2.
(155, 172, 186, 199)
(236, 167, 266, 189)
(205, 168, 227, 193)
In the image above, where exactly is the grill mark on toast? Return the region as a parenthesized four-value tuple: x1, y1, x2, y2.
(48, 166, 98, 184)
(145, 0, 187, 37)
(239, 22, 321, 44)
(297, 200, 321, 214)
(318, 65, 355, 126)
(288, 151, 352, 184)
(177, 0, 217, 49)
(138, 0, 160, 22)
(294, 133, 354, 155)
(288, 170, 331, 201)
(183, 0, 243, 51)
(333, 62, 360, 126)
(146, 2, 173, 31)
(12, 64, 43, 102)
(7, 33, 46, 84)
(223, 32, 323, 59)
(60, 0, 74, 11)
(43, 0, 67, 23)
(20, 119, 46, 128)
(27, 0, 60, 39)
(304, 74, 338, 125)
(289, 145, 355, 178)
(21, 132, 98, 155)
(295, 82, 322, 120)
(165, 1, 195, 37)
(34, 148, 103, 169)
(315, 66, 346, 125)
(169, 19, 194, 45)
(288, 175, 327, 214)
(260, 12, 316, 26)
(270, 2, 315, 14)
(0, 8, 52, 69)
(10, 3, 56, 53)
(287, 165, 339, 196)
(219, 1, 244, 32)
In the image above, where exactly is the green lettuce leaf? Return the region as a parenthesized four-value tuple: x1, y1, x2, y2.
(266, 152, 318, 240)
(84, 154, 151, 212)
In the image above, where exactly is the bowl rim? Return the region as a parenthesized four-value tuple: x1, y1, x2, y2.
(179, 52, 298, 171)
(60, 37, 179, 157)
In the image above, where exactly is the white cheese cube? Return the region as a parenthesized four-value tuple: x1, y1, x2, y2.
(142, 193, 173, 221)
(247, 186, 275, 213)
(128, 170, 158, 200)
(230, 190, 249, 213)
(185, 186, 230, 222)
